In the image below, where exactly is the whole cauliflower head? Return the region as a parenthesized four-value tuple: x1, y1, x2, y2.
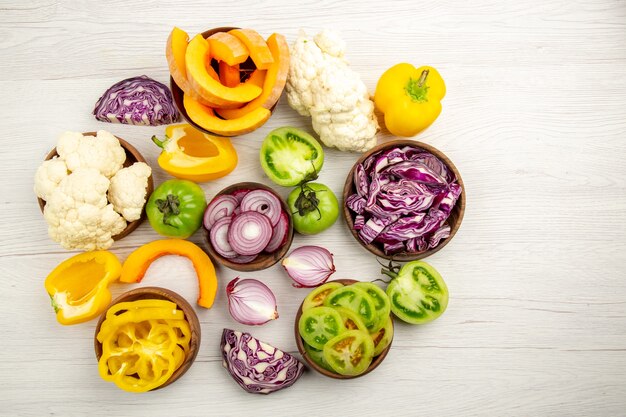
(43, 168, 127, 251)
(286, 30, 379, 153)
(34, 157, 69, 201)
(108, 162, 152, 222)
(57, 130, 126, 177)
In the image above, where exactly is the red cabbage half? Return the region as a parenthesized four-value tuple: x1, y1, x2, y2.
(347, 144, 461, 255)
(221, 328, 304, 395)
(93, 75, 179, 126)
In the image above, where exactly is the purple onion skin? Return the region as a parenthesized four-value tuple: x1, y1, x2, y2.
(93, 75, 179, 126)
(221, 329, 304, 395)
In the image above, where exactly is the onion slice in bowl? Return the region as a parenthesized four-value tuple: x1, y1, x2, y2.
(210, 217, 238, 258)
(240, 190, 282, 226)
(227, 211, 273, 256)
(264, 211, 289, 253)
(281, 245, 335, 288)
(204, 195, 238, 230)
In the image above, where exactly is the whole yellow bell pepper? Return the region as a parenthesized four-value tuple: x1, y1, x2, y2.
(374, 64, 446, 137)
(44, 251, 122, 325)
(152, 124, 237, 182)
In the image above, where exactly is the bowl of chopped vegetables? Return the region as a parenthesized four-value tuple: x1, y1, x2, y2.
(294, 279, 393, 379)
(94, 287, 200, 393)
(203, 182, 294, 271)
(343, 140, 465, 261)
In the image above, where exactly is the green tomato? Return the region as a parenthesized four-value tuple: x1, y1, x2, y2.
(323, 330, 374, 376)
(353, 282, 391, 332)
(303, 342, 334, 372)
(260, 127, 324, 187)
(370, 316, 394, 356)
(298, 306, 345, 350)
(323, 285, 378, 329)
(386, 261, 449, 324)
(287, 182, 339, 235)
(301, 282, 344, 311)
(146, 179, 207, 238)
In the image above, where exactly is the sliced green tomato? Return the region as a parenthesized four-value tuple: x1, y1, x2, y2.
(303, 342, 334, 372)
(323, 330, 375, 376)
(353, 282, 391, 332)
(334, 307, 368, 333)
(302, 282, 344, 311)
(324, 286, 378, 329)
(260, 127, 324, 187)
(371, 316, 394, 356)
(298, 306, 345, 350)
(386, 261, 449, 324)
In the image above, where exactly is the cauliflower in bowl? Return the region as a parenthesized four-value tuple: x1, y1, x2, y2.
(34, 131, 151, 251)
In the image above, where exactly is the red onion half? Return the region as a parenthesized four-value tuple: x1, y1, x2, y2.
(226, 278, 279, 325)
(281, 245, 335, 288)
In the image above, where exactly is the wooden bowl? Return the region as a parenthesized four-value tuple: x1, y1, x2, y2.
(204, 182, 294, 272)
(37, 132, 154, 241)
(170, 27, 278, 137)
(94, 287, 201, 391)
(294, 279, 393, 379)
(342, 140, 465, 261)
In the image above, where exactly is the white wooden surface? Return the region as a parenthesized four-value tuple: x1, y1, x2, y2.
(1, 0, 625, 415)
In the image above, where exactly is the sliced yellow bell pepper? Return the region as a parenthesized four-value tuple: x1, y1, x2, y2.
(152, 123, 238, 182)
(374, 64, 446, 137)
(44, 251, 122, 325)
(120, 239, 218, 309)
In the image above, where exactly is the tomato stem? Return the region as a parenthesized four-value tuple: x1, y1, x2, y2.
(155, 194, 180, 227)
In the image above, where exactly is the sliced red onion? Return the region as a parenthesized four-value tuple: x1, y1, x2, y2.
(226, 278, 278, 325)
(230, 254, 258, 264)
(281, 245, 335, 288)
(264, 211, 289, 253)
(240, 190, 282, 226)
(221, 329, 304, 394)
(231, 189, 251, 203)
(204, 195, 238, 230)
(227, 211, 273, 256)
(210, 217, 238, 258)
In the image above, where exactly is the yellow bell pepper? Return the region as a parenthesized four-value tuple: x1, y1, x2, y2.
(120, 239, 218, 309)
(374, 64, 446, 137)
(97, 300, 191, 392)
(44, 251, 122, 325)
(152, 123, 238, 182)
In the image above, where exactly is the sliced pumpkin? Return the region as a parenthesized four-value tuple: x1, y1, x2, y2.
(185, 34, 262, 109)
(207, 32, 249, 66)
(245, 69, 267, 88)
(219, 61, 241, 87)
(217, 33, 289, 120)
(229, 29, 274, 70)
(183, 93, 271, 136)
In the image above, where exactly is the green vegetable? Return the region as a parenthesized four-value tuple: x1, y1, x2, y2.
(303, 342, 334, 372)
(323, 285, 378, 329)
(260, 127, 324, 187)
(385, 260, 449, 324)
(298, 306, 345, 350)
(370, 316, 393, 356)
(146, 179, 207, 238)
(288, 182, 339, 235)
(302, 282, 344, 311)
(323, 330, 375, 376)
(334, 307, 368, 333)
(353, 282, 391, 332)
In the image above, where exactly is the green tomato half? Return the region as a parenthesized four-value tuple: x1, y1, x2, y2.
(146, 179, 207, 238)
(287, 182, 339, 235)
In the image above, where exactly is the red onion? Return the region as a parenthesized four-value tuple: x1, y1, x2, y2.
(231, 189, 250, 203)
(281, 245, 335, 288)
(264, 211, 290, 253)
(210, 217, 238, 258)
(240, 190, 282, 226)
(226, 278, 279, 325)
(230, 254, 258, 264)
(204, 195, 238, 230)
(227, 211, 273, 256)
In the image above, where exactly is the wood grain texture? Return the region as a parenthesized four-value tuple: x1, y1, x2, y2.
(1, 0, 625, 416)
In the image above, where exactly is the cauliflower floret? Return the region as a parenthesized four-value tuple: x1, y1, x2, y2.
(57, 130, 126, 177)
(108, 162, 152, 222)
(34, 157, 69, 201)
(286, 30, 379, 153)
(43, 168, 126, 251)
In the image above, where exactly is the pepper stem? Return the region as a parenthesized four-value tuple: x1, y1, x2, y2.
(418, 69, 430, 87)
(151, 135, 167, 149)
(405, 70, 430, 102)
(155, 194, 180, 227)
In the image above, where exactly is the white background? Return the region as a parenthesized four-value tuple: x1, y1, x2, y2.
(1, 0, 625, 416)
